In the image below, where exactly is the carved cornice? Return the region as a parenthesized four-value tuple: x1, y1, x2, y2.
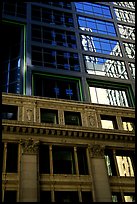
(20, 138, 39, 154)
(2, 123, 135, 143)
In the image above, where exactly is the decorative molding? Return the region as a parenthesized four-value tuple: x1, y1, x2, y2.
(20, 138, 39, 154)
(2, 123, 135, 143)
(90, 144, 105, 158)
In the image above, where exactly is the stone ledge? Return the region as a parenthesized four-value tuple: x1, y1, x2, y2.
(2, 123, 135, 143)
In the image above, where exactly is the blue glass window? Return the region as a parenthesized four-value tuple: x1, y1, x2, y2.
(78, 16, 116, 36)
(81, 35, 122, 57)
(75, 2, 112, 18)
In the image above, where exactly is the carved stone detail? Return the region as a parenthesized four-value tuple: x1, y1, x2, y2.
(88, 112, 97, 127)
(20, 138, 39, 154)
(90, 144, 105, 158)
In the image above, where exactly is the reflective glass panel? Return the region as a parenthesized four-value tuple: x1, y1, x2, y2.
(75, 2, 112, 18)
(116, 156, 134, 176)
(128, 63, 135, 79)
(81, 35, 122, 57)
(113, 2, 135, 9)
(118, 24, 135, 40)
(78, 16, 116, 36)
(84, 56, 128, 79)
(123, 42, 135, 59)
(89, 86, 129, 107)
(114, 8, 135, 23)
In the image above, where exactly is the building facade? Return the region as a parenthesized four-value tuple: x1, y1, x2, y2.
(2, 2, 135, 202)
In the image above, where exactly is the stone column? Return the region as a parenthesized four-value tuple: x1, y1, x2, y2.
(19, 138, 39, 202)
(90, 144, 112, 202)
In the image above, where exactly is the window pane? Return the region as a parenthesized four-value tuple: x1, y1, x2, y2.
(89, 86, 130, 107)
(116, 156, 134, 176)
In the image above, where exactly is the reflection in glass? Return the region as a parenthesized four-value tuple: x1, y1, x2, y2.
(105, 155, 113, 176)
(123, 42, 135, 59)
(122, 121, 134, 131)
(81, 35, 122, 57)
(113, 2, 135, 9)
(114, 8, 135, 23)
(78, 16, 116, 36)
(74, 2, 112, 18)
(101, 120, 114, 129)
(118, 24, 135, 40)
(128, 63, 135, 79)
(84, 56, 128, 79)
(89, 86, 129, 107)
(124, 195, 135, 202)
(116, 156, 134, 177)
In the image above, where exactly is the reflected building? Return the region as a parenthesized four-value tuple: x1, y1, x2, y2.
(2, 2, 135, 202)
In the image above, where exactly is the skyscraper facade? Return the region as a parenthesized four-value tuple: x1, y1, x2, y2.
(2, 2, 135, 202)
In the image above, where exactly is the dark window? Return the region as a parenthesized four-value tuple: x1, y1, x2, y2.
(40, 109, 58, 124)
(112, 192, 122, 202)
(53, 146, 76, 174)
(1, 143, 4, 172)
(64, 111, 82, 126)
(55, 191, 79, 202)
(40, 191, 51, 202)
(33, 74, 81, 101)
(31, 6, 74, 27)
(6, 143, 18, 173)
(32, 46, 80, 72)
(39, 145, 50, 174)
(2, 23, 23, 94)
(101, 115, 118, 129)
(77, 147, 88, 175)
(2, 104, 18, 120)
(4, 191, 17, 202)
(81, 191, 93, 202)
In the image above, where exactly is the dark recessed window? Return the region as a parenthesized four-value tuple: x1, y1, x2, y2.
(64, 111, 82, 126)
(40, 109, 58, 124)
(81, 191, 93, 202)
(2, 104, 18, 120)
(39, 144, 50, 174)
(55, 191, 79, 202)
(77, 147, 88, 175)
(52, 146, 76, 174)
(40, 191, 51, 202)
(4, 191, 17, 202)
(112, 192, 122, 202)
(101, 115, 118, 129)
(6, 143, 18, 173)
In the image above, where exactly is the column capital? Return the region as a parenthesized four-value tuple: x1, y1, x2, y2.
(90, 144, 105, 158)
(20, 138, 39, 154)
